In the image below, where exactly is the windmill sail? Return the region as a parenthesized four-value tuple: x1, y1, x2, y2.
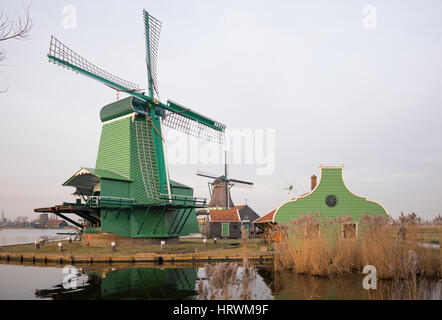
(48, 36, 141, 93)
(47, 36, 226, 144)
(143, 10, 161, 98)
(163, 101, 225, 144)
(196, 170, 220, 180)
(229, 178, 254, 185)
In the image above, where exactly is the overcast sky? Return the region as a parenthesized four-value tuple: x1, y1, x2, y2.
(0, 0, 441, 221)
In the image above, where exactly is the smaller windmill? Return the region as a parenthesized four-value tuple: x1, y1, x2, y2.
(282, 180, 296, 197)
(197, 152, 253, 209)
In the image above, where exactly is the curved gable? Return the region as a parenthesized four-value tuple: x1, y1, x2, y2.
(273, 165, 388, 223)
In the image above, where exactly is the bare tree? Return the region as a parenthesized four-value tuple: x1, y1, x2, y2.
(0, 4, 33, 92)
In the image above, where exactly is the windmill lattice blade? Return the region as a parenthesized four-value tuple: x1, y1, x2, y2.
(230, 183, 254, 189)
(163, 110, 225, 144)
(196, 170, 220, 180)
(48, 36, 142, 92)
(229, 178, 254, 185)
(143, 10, 161, 98)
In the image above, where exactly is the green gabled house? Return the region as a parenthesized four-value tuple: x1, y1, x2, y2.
(255, 165, 389, 238)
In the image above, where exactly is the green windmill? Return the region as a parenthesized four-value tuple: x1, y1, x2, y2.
(35, 10, 226, 241)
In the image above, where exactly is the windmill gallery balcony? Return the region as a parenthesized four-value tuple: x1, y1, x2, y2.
(34, 193, 207, 230)
(88, 196, 135, 209)
(88, 194, 206, 209)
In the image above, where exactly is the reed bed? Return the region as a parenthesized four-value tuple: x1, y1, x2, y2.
(196, 262, 273, 300)
(272, 213, 441, 280)
(195, 226, 274, 300)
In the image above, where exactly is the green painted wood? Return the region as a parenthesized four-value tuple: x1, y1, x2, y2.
(168, 181, 199, 236)
(170, 208, 190, 235)
(100, 179, 130, 198)
(149, 106, 168, 195)
(96, 116, 132, 179)
(274, 167, 388, 223)
(101, 209, 131, 237)
(137, 207, 151, 235)
(63, 168, 131, 186)
(222, 223, 229, 237)
(130, 207, 168, 238)
(153, 207, 167, 234)
(99, 96, 147, 122)
(132, 115, 162, 202)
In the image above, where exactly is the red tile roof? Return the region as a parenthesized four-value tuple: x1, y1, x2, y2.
(254, 192, 312, 224)
(209, 205, 243, 222)
(255, 209, 276, 223)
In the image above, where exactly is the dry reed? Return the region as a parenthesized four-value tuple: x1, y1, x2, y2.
(272, 213, 441, 280)
(196, 262, 273, 300)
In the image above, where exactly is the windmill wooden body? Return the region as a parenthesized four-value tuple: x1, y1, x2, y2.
(196, 152, 253, 210)
(35, 10, 225, 240)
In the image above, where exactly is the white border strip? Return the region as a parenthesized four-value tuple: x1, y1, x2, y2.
(102, 112, 136, 125)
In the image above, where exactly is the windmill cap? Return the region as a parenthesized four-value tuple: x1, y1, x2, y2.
(100, 96, 148, 123)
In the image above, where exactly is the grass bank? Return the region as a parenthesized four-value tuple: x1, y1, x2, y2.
(0, 238, 265, 257)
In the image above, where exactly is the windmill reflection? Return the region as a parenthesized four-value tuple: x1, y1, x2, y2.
(35, 266, 198, 300)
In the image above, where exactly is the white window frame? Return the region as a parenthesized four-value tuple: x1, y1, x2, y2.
(342, 222, 358, 240)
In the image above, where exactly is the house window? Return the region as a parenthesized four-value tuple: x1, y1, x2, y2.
(304, 224, 320, 239)
(325, 195, 337, 207)
(342, 222, 357, 240)
(233, 224, 238, 230)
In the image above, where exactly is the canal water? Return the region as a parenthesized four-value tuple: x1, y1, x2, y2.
(0, 228, 69, 246)
(0, 263, 440, 300)
(0, 230, 440, 300)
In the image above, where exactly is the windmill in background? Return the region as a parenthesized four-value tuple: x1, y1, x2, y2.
(283, 180, 296, 198)
(197, 151, 253, 210)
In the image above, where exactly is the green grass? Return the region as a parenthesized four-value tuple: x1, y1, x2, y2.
(0, 238, 265, 256)
(414, 226, 441, 243)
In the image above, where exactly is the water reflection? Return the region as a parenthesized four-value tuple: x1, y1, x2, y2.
(1, 262, 440, 300)
(196, 263, 273, 300)
(35, 266, 198, 300)
(257, 267, 364, 300)
(256, 267, 441, 300)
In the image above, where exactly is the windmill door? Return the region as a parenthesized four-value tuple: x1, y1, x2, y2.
(221, 223, 229, 237)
